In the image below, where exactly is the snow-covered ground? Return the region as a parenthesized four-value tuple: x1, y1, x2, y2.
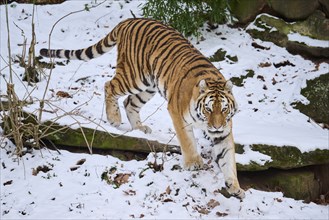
(1, 0, 328, 219)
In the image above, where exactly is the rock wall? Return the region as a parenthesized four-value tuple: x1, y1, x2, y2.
(229, 0, 329, 24)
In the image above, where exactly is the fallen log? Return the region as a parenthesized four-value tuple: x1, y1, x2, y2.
(43, 122, 180, 154)
(0, 101, 180, 156)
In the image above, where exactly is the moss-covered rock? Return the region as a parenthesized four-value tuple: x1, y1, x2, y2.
(229, 0, 266, 24)
(247, 13, 329, 59)
(45, 123, 180, 154)
(238, 168, 321, 201)
(268, 0, 320, 21)
(293, 73, 329, 125)
(292, 10, 329, 40)
(237, 144, 329, 171)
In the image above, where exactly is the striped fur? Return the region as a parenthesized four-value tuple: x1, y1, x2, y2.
(40, 18, 244, 199)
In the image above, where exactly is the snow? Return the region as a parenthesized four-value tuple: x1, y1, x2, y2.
(0, 0, 328, 219)
(1, 139, 328, 219)
(288, 32, 329, 48)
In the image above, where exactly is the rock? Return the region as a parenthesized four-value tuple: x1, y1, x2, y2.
(236, 144, 329, 171)
(319, 0, 329, 17)
(238, 167, 322, 201)
(247, 13, 329, 60)
(292, 10, 329, 40)
(229, 0, 266, 24)
(0, 107, 180, 157)
(293, 73, 329, 126)
(44, 123, 180, 154)
(269, 0, 320, 21)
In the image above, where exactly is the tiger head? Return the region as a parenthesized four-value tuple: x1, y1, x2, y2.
(193, 79, 237, 134)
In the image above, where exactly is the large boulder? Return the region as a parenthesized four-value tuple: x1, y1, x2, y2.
(229, 0, 266, 24)
(229, 0, 328, 25)
(246, 12, 329, 60)
(268, 0, 320, 21)
(293, 74, 329, 126)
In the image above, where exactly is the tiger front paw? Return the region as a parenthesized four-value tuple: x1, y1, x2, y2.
(225, 180, 245, 199)
(183, 154, 204, 170)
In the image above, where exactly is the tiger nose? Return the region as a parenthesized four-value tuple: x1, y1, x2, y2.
(213, 124, 222, 130)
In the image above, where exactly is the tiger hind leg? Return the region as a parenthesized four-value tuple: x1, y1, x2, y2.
(124, 90, 155, 134)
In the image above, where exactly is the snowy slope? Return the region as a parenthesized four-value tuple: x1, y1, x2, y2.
(0, 1, 328, 219)
(1, 0, 328, 154)
(1, 139, 328, 219)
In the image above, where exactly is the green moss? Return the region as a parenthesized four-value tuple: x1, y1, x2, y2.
(238, 168, 320, 200)
(235, 143, 245, 154)
(42, 122, 180, 154)
(209, 48, 227, 62)
(247, 13, 329, 59)
(266, 170, 317, 200)
(228, 0, 266, 24)
(209, 48, 238, 63)
(247, 28, 288, 48)
(226, 55, 238, 62)
(294, 73, 329, 125)
(237, 144, 329, 171)
(230, 69, 255, 87)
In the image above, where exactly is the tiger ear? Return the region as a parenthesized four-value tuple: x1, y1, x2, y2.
(198, 79, 207, 94)
(224, 80, 233, 93)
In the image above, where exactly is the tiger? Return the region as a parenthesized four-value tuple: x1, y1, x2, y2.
(40, 18, 245, 199)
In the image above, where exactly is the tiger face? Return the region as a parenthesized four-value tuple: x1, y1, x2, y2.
(194, 79, 237, 135)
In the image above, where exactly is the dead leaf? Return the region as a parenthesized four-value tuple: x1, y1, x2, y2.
(166, 186, 172, 195)
(251, 42, 270, 50)
(258, 62, 271, 68)
(32, 165, 52, 176)
(56, 91, 72, 98)
(273, 60, 295, 68)
(193, 205, 210, 215)
(275, 198, 282, 203)
(3, 180, 13, 186)
(163, 198, 174, 203)
(114, 173, 131, 186)
(76, 158, 86, 166)
(123, 190, 136, 196)
(70, 166, 80, 171)
(257, 75, 265, 82)
(216, 211, 228, 217)
(207, 199, 220, 209)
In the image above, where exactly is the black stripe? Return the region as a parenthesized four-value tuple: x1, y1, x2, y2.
(212, 133, 230, 145)
(176, 63, 214, 91)
(85, 47, 94, 59)
(56, 50, 61, 58)
(189, 108, 197, 122)
(75, 49, 82, 60)
(130, 101, 139, 108)
(135, 94, 146, 104)
(103, 36, 111, 47)
(39, 48, 48, 57)
(215, 148, 229, 164)
(96, 42, 104, 54)
(64, 50, 70, 59)
(124, 96, 131, 108)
